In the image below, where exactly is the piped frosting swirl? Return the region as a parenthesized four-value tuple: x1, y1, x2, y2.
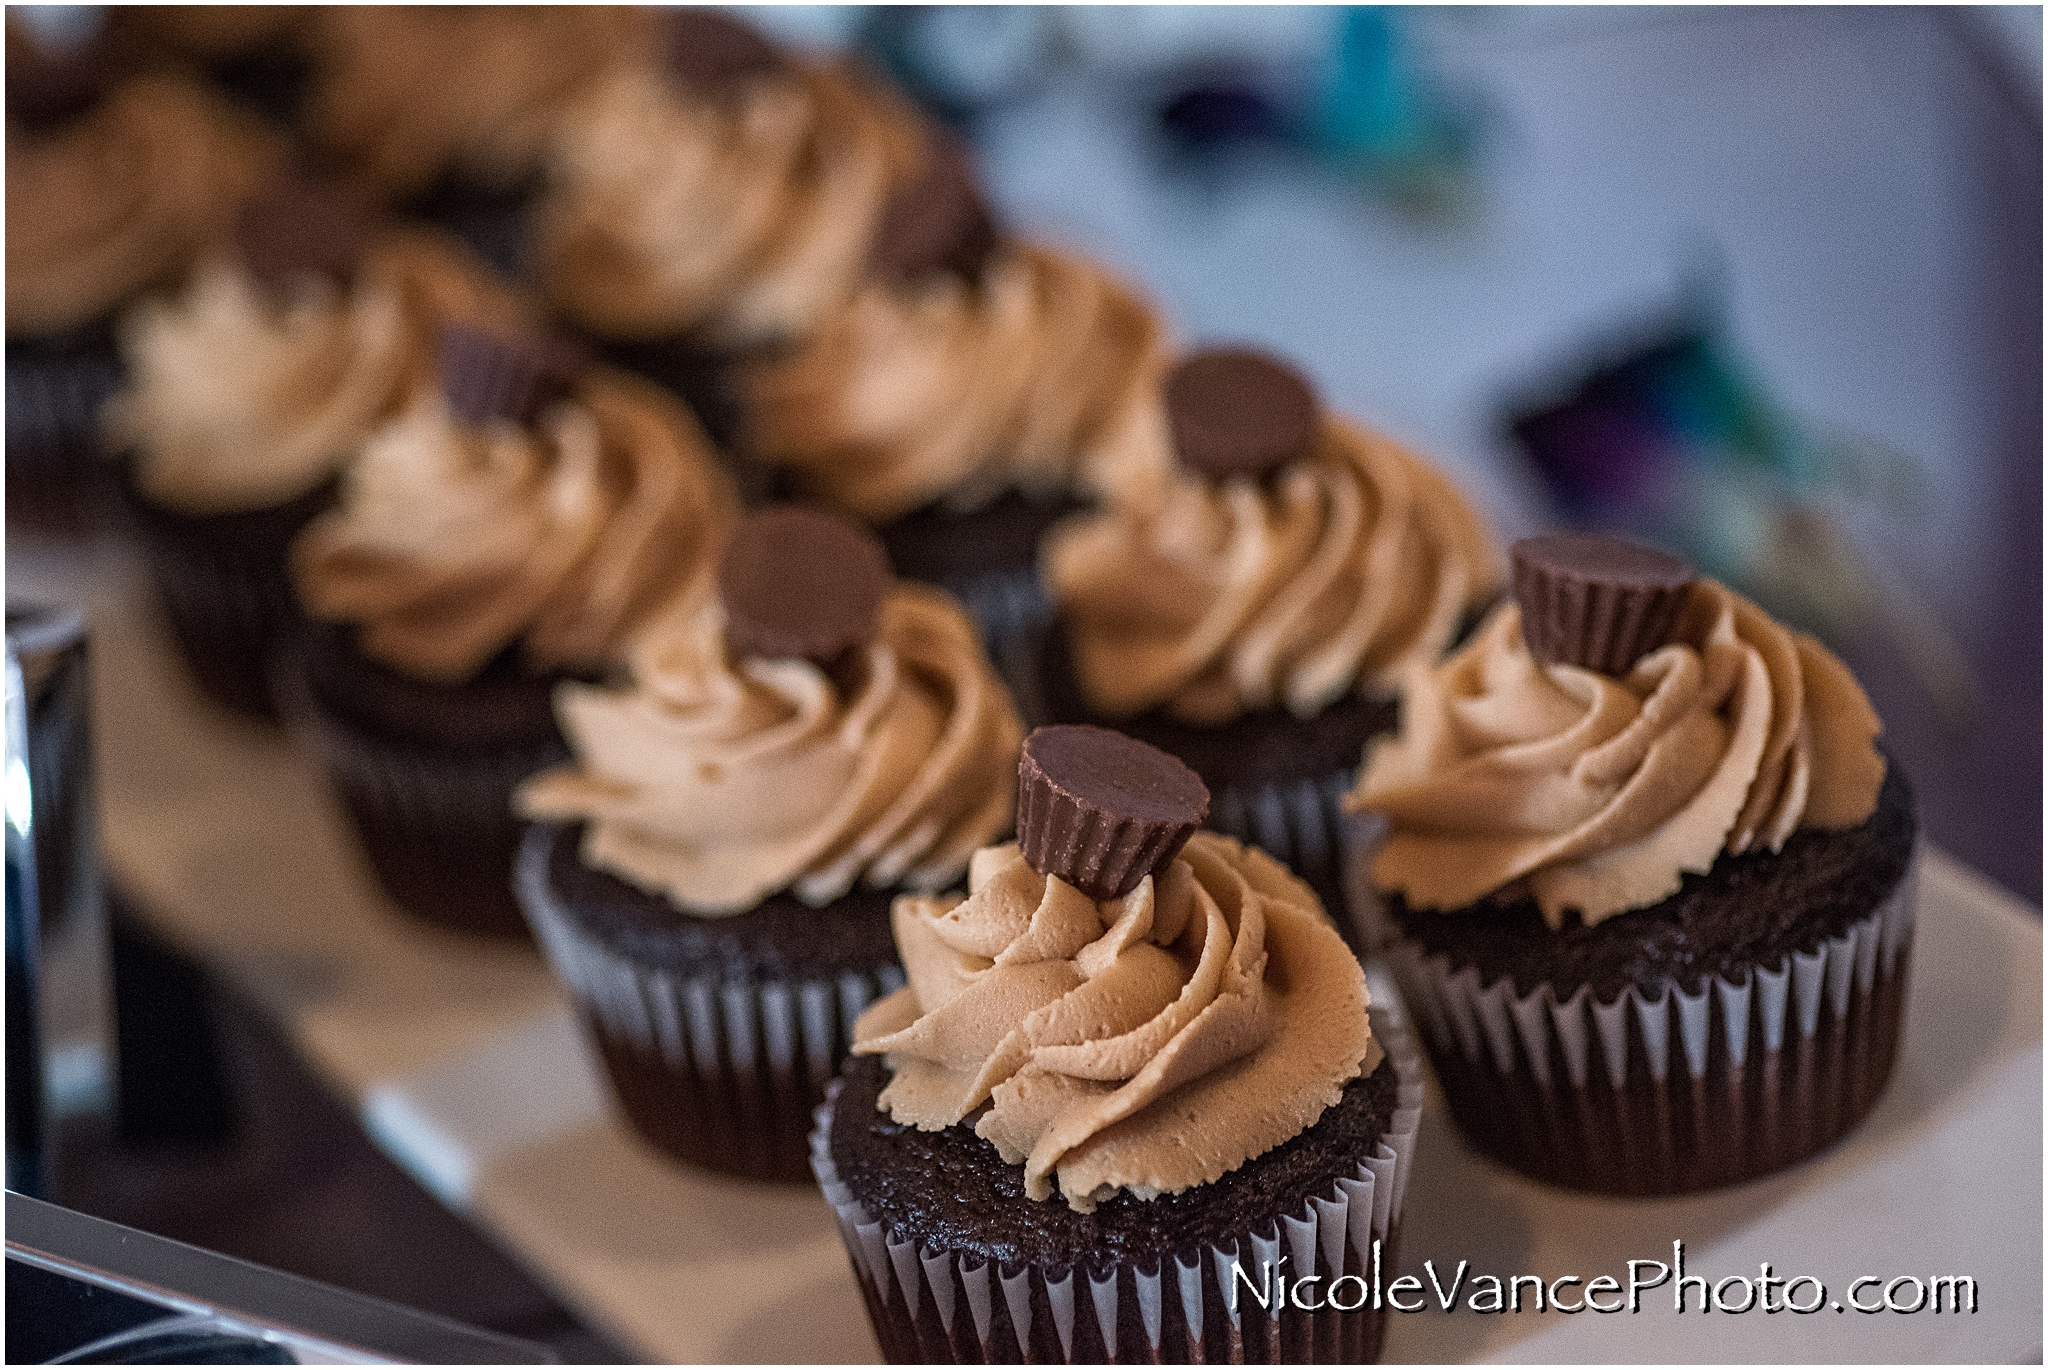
(538, 52, 927, 347)
(517, 583, 1022, 915)
(291, 367, 734, 683)
(6, 74, 278, 334)
(112, 230, 533, 515)
(305, 5, 651, 197)
(745, 243, 1167, 521)
(1347, 581, 1888, 927)
(853, 831, 1375, 1211)
(1046, 417, 1502, 724)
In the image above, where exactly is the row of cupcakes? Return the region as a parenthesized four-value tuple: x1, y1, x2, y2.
(13, 9, 1921, 1362)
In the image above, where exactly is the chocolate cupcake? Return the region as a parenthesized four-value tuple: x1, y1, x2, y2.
(742, 139, 1169, 658)
(514, 506, 1023, 1181)
(284, 327, 735, 937)
(109, 171, 536, 718)
(535, 9, 930, 451)
(815, 725, 1422, 1363)
(6, 16, 281, 530)
(1347, 532, 1916, 1195)
(1036, 348, 1502, 945)
(303, 5, 653, 274)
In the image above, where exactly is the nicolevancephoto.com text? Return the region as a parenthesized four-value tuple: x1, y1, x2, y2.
(1229, 1240, 1978, 1317)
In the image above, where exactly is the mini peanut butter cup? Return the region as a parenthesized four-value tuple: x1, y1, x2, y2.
(867, 138, 1001, 287)
(1016, 725, 1209, 902)
(1164, 349, 1320, 482)
(664, 9, 785, 91)
(234, 172, 376, 291)
(437, 324, 586, 427)
(6, 27, 107, 132)
(1512, 532, 1696, 676)
(718, 506, 892, 673)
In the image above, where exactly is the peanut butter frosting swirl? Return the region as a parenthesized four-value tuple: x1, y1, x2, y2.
(744, 243, 1167, 521)
(853, 831, 1375, 1211)
(518, 585, 1022, 916)
(1349, 582, 1888, 927)
(538, 57, 926, 347)
(113, 230, 534, 516)
(1046, 418, 1503, 725)
(6, 75, 278, 334)
(306, 6, 651, 198)
(292, 369, 734, 684)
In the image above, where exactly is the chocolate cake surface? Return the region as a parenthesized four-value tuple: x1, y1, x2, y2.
(1386, 759, 1916, 1002)
(535, 820, 900, 982)
(875, 488, 1085, 588)
(829, 1049, 1399, 1270)
(299, 618, 575, 750)
(1037, 616, 1397, 789)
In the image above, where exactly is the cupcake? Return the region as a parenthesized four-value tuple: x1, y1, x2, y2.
(6, 18, 280, 529)
(286, 327, 735, 938)
(741, 139, 1169, 654)
(815, 724, 1422, 1363)
(1347, 532, 1916, 1195)
(108, 171, 536, 718)
(514, 506, 1023, 1181)
(303, 5, 653, 273)
(535, 9, 929, 449)
(1037, 348, 1502, 943)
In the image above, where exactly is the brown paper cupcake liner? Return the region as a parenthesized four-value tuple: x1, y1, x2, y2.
(812, 1004, 1424, 1364)
(1383, 852, 1919, 1196)
(124, 470, 337, 720)
(516, 824, 906, 1183)
(277, 659, 560, 939)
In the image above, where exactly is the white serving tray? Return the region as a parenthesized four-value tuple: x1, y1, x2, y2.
(12, 529, 2038, 1363)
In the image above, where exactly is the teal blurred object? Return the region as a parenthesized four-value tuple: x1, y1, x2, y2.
(1508, 297, 1979, 731)
(1305, 8, 1481, 211)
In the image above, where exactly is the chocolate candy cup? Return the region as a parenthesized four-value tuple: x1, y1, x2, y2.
(1016, 724, 1208, 902)
(718, 506, 892, 670)
(437, 323, 585, 426)
(1511, 532, 1695, 677)
(867, 138, 1000, 287)
(664, 8, 784, 91)
(1165, 349, 1320, 481)
(234, 172, 375, 291)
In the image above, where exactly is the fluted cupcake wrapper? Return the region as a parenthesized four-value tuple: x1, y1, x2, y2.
(125, 471, 336, 719)
(1208, 769, 1365, 958)
(6, 335, 125, 532)
(275, 655, 561, 939)
(936, 565, 1054, 731)
(1381, 851, 1918, 1196)
(812, 1004, 1424, 1365)
(516, 823, 905, 1184)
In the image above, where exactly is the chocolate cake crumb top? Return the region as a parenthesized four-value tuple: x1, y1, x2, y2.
(1164, 349, 1320, 481)
(717, 506, 892, 671)
(1017, 724, 1208, 901)
(830, 1051, 1399, 1270)
(1512, 532, 1694, 676)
